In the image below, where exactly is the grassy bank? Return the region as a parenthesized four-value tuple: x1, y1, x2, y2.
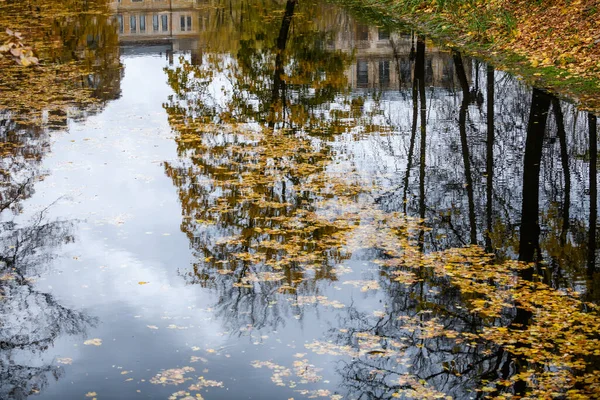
(334, 0, 600, 114)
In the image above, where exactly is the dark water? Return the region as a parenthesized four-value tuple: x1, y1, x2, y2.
(1, 0, 600, 399)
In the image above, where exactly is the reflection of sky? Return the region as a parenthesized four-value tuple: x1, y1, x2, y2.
(17, 53, 373, 400)
(20, 55, 228, 399)
(7, 41, 595, 400)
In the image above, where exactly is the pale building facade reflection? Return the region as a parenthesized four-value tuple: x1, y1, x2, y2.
(110, 0, 467, 88)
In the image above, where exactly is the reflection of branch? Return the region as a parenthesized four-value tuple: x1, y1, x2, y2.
(0, 363, 63, 400)
(453, 51, 477, 245)
(0, 175, 34, 214)
(402, 43, 419, 215)
(552, 98, 570, 246)
(485, 65, 494, 252)
(269, 0, 297, 128)
(0, 211, 94, 399)
(417, 38, 426, 249)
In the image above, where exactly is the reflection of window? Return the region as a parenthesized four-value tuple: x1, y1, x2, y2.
(130, 15, 136, 33)
(379, 60, 390, 87)
(427, 59, 433, 83)
(180, 15, 192, 31)
(356, 25, 369, 41)
(378, 29, 390, 40)
(140, 15, 146, 32)
(152, 15, 159, 32)
(357, 60, 368, 87)
(161, 14, 168, 31)
(400, 59, 411, 82)
(117, 14, 123, 34)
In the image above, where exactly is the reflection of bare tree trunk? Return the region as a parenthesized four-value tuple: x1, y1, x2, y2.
(485, 65, 494, 252)
(269, 0, 297, 128)
(553, 98, 570, 246)
(402, 45, 420, 214)
(506, 88, 551, 396)
(453, 51, 477, 245)
(518, 89, 551, 272)
(416, 38, 426, 249)
(588, 113, 597, 275)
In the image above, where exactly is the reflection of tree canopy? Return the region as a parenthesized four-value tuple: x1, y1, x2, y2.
(164, 0, 358, 132)
(162, 0, 387, 332)
(0, 210, 95, 400)
(0, 0, 122, 125)
(1, 0, 122, 219)
(0, 115, 47, 215)
(0, 3, 116, 397)
(162, 2, 600, 396)
(164, 125, 365, 330)
(322, 55, 600, 397)
(317, 218, 600, 399)
(367, 41, 596, 282)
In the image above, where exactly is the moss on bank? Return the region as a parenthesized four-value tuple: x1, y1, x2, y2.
(333, 0, 600, 114)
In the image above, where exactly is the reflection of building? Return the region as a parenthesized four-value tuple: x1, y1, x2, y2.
(109, 1, 468, 88)
(109, 0, 208, 58)
(329, 24, 468, 90)
(111, 0, 205, 39)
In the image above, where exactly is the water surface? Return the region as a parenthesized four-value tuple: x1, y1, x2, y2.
(1, 0, 599, 399)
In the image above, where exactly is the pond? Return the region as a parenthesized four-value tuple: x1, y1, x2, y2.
(1, 0, 599, 399)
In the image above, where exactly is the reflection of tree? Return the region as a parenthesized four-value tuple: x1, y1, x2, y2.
(0, 0, 122, 125)
(0, 4, 118, 397)
(586, 112, 600, 303)
(552, 98, 570, 246)
(164, 0, 354, 131)
(163, 0, 374, 333)
(164, 124, 360, 332)
(453, 50, 477, 245)
(485, 65, 494, 252)
(331, 280, 506, 399)
(316, 73, 600, 399)
(269, 0, 297, 128)
(497, 88, 550, 397)
(0, 210, 95, 400)
(588, 113, 598, 276)
(518, 88, 551, 269)
(417, 38, 427, 249)
(0, 116, 47, 216)
(371, 42, 596, 279)
(1, 0, 122, 223)
(160, 3, 600, 395)
(401, 37, 420, 215)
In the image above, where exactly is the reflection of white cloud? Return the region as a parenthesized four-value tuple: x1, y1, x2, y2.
(46, 226, 226, 345)
(92, 213, 134, 226)
(20, 54, 227, 360)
